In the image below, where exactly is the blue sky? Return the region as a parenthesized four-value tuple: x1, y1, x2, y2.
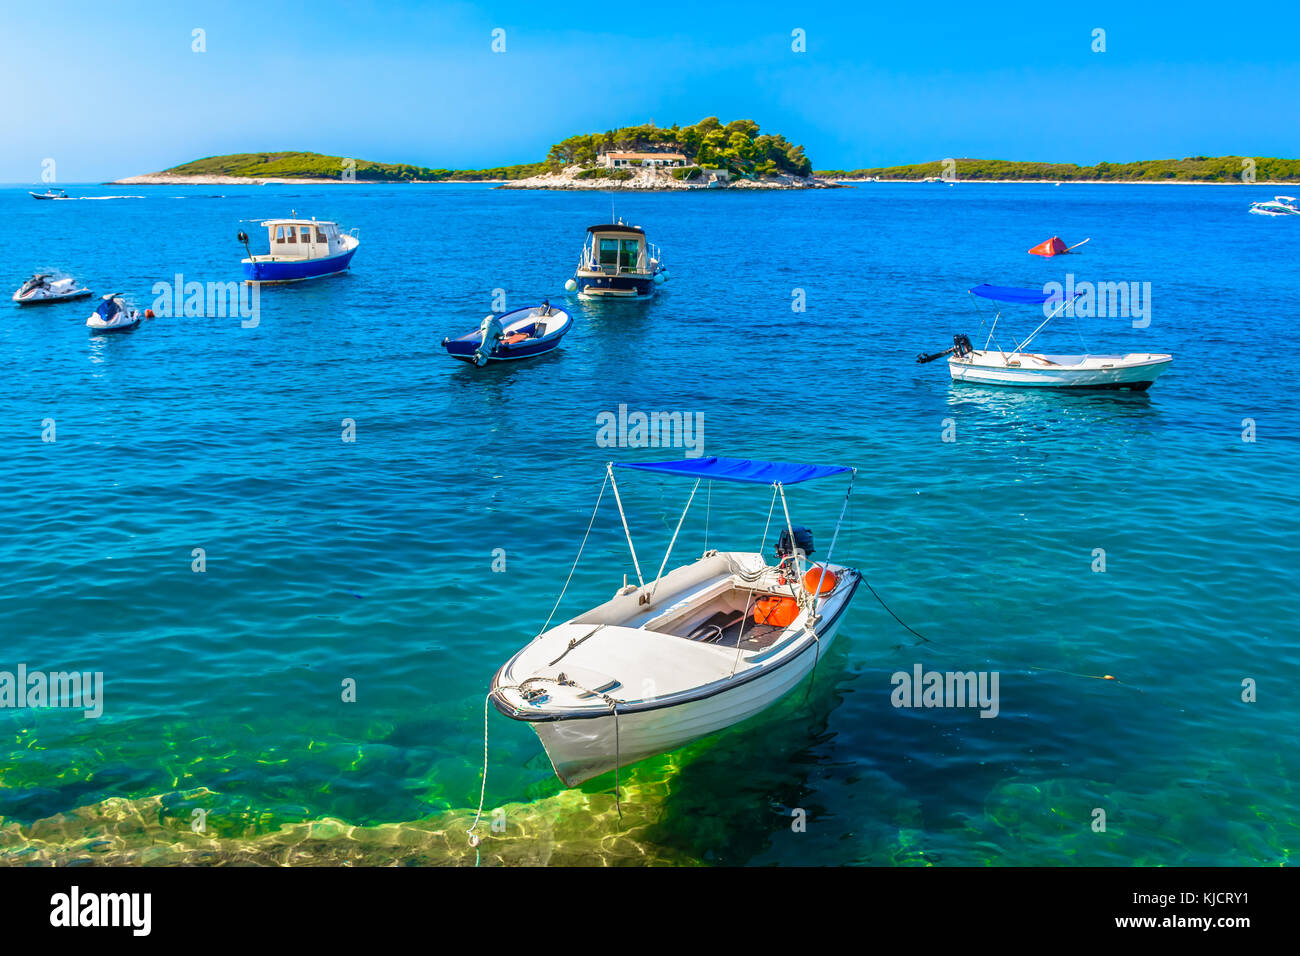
(2, 0, 1297, 181)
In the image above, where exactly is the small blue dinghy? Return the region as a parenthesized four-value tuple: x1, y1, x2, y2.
(442, 302, 573, 366)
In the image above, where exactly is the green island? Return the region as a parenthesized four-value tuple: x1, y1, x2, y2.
(150, 151, 541, 182)
(116, 118, 816, 186)
(817, 156, 1300, 182)
(543, 117, 812, 178)
(119, 141, 1300, 186)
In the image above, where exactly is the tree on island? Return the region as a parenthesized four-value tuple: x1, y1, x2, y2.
(545, 117, 813, 179)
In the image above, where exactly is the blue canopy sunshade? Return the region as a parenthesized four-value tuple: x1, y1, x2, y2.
(969, 284, 1084, 305)
(615, 456, 852, 486)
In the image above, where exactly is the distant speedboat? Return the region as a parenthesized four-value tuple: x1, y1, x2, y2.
(86, 294, 142, 333)
(917, 284, 1172, 391)
(488, 456, 861, 787)
(1249, 196, 1300, 216)
(442, 302, 572, 366)
(29, 188, 67, 200)
(564, 220, 667, 299)
(12, 274, 92, 305)
(237, 217, 359, 283)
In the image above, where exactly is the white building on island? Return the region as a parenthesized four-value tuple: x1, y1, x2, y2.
(601, 151, 688, 170)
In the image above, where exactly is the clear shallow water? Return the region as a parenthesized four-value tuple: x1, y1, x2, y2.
(0, 182, 1296, 865)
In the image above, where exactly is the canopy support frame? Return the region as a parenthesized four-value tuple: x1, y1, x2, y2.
(607, 462, 644, 589)
(651, 479, 701, 598)
(1014, 294, 1079, 353)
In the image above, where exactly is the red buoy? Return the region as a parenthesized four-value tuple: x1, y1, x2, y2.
(803, 565, 838, 595)
(1029, 236, 1070, 257)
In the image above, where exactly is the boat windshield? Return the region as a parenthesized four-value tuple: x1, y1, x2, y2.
(95, 298, 121, 320)
(593, 235, 643, 270)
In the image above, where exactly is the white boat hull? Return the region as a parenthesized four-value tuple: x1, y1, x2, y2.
(13, 289, 92, 305)
(86, 316, 140, 332)
(13, 278, 92, 305)
(532, 608, 850, 785)
(491, 550, 859, 786)
(950, 350, 1171, 390)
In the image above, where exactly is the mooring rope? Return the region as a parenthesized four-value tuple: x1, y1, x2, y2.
(467, 693, 491, 846)
(612, 701, 622, 821)
(479, 676, 628, 835)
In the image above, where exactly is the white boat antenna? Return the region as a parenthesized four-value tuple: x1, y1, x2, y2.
(607, 463, 644, 588)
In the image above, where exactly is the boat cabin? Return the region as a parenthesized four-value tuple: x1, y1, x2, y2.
(581, 224, 654, 275)
(258, 218, 348, 260)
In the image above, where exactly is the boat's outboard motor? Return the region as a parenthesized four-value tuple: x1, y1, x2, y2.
(473, 314, 504, 366)
(916, 333, 974, 364)
(775, 526, 815, 562)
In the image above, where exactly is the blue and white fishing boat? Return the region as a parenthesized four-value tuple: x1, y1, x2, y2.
(917, 284, 1172, 390)
(29, 188, 67, 200)
(564, 220, 667, 299)
(237, 217, 359, 283)
(442, 302, 573, 366)
(486, 457, 860, 788)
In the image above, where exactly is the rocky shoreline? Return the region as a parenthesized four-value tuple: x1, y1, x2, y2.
(496, 165, 837, 190)
(113, 171, 1292, 188)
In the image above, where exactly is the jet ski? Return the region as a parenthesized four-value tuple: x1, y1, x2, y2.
(12, 274, 93, 305)
(86, 294, 143, 333)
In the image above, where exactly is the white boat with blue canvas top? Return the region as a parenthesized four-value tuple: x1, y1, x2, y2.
(487, 457, 860, 788)
(917, 284, 1172, 391)
(238, 217, 359, 284)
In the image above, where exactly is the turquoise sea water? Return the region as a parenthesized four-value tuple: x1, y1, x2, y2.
(0, 182, 1296, 865)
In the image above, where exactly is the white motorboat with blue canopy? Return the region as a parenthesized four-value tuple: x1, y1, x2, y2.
(485, 456, 861, 793)
(917, 284, 1172, 390)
